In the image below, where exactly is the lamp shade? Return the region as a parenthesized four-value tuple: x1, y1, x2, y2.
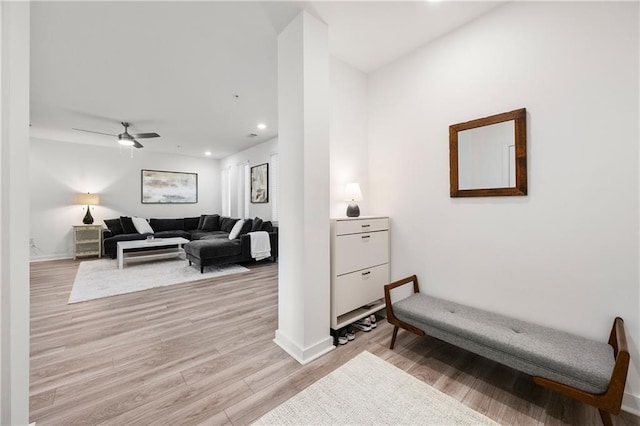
(76, 192, 99, 206)
(344, 183, 363, 201)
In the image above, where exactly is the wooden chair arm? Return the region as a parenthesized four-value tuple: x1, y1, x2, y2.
(384, 275, 425, 338)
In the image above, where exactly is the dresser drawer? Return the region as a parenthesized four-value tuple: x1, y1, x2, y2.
(334, 230, 389, 276)
(335, 218, 389, 236)
(332, 263, 389, 317)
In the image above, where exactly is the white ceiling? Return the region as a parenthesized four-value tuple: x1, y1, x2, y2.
(30, 1, 504, 159)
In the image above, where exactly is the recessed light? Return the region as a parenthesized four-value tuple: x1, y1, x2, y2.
(205, 151, 212, 156)
(257, 123, 267, 130)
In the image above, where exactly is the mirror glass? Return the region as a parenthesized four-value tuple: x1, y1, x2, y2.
(450, 108, 527, 197)
(458, 121, 515, 190)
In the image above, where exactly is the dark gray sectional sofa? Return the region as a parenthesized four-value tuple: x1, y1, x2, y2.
(102, 214, 278, 268)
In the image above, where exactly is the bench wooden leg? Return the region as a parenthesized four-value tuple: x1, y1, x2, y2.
(390, 326, 399, 350)
(599, 410, 613, 426)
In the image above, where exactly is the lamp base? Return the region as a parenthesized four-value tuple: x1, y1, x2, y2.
(82, 206, 94, 224)
(346, 203, 360, 218)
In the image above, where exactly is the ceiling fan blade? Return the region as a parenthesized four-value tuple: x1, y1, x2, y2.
(133, 140, 144, 149)
(132, 132, 160, 139)
(72, 128, 117, 137)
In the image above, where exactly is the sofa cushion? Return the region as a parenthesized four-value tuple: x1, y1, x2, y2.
(198, 214, 218, 229)
(132, 217, 154, 234)
(229, 219, 245, 239)
(240, 219, 253, 235)
(199, 233, 230, 240)
(149, 218, 184, 232)
(189, 231, 225, 240)
(220, 217, 238, 233)
(201, 215, 220, 231)
(104, 218, 124, 236)
(251, 217, 264, 232)
(262, 220, 274, 232)
(184, 217, 200, 231)
(120, 216, 137, 234)
(184, 239, 242, 259)
(154, 230, 191, 239)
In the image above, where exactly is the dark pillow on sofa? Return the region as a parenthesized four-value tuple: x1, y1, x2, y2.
(120, 216, 137, 234)
(219, 217, 238, 233)
(197, 214, 218, 229)
(104, 218, 124, 236)
(149, 218, 184, 232)
(184, 217, 200, 231)
(251, 217, 264, 232)
(261, 221, 274, 232)
(240, 219, 253, 235)
(201, 215, 221, 231)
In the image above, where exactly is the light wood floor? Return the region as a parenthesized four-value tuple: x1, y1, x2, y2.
(30, 259, 639, 425)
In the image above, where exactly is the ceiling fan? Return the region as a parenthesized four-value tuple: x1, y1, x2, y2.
(73, 122, 160, 148)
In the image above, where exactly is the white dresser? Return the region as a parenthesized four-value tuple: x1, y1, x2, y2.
(330, 216, 390, 330)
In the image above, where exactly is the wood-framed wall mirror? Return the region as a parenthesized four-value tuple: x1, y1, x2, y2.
(449, 108, 527, 197)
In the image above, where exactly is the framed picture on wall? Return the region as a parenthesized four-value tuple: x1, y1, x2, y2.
(251, 163, 269, 203)
(141, 169, 198, 204)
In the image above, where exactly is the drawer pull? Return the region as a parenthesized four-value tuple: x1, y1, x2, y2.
(361, 224, 370, 227)
(361, 271, 371, 276)
(361, 235, 370, 239)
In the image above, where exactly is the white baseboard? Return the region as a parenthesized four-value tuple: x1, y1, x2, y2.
(30, 253, 72, 262)
(622, 391, 640, 416)
(273, 330, 335, 365)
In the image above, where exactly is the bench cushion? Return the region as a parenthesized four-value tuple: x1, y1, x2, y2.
(393, 293, 615, 394)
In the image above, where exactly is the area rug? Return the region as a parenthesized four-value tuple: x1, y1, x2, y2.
(68, 258, 249, 304)
(254, 351, 498, 425)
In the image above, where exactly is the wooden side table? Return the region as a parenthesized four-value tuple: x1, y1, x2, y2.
(73, 225, 102, 260)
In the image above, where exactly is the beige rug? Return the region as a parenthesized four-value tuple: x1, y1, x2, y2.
(69, 258, 249, 303)
(254, 351, 498, 425)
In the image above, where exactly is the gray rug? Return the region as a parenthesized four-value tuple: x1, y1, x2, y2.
(69, 258, 249, 303)
(254, 351, 498, 425)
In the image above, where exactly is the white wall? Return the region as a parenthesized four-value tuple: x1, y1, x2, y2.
(330, 57, 369, 218)
(30, 138, 220, 260)
(219, 136, 278, 221)
(368, 1, 640, 412)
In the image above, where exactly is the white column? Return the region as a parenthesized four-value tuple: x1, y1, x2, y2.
(274, 11, 334, 364)
(0, 1, 30, 424)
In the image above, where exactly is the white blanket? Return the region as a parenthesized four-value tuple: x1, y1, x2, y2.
(249, 231, 271, 261)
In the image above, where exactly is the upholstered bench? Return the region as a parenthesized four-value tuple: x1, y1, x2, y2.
(384, 275, 630, 426)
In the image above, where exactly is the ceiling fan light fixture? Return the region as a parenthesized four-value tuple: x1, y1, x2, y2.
(118, 138, 134, 146)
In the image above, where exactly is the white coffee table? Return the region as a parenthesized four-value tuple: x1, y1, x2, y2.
(117, 237, 190, 269)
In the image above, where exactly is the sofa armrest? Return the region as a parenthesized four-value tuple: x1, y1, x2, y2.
(102, 228, 113, 239)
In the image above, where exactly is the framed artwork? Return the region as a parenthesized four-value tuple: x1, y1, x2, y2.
(251, 163, 269, 203)
(141, 169, 198, 204)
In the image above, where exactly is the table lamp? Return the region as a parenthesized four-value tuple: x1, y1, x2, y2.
(344, 183, 363, 218)
(76, 192, 99, 224)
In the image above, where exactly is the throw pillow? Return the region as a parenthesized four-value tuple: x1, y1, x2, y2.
(261, 221, 274, 232)
(240, 219, 253, 235)
(104, 218, 124, 236)
(120, 216, 137, 234)
(132, 217, 154, 234)
(198, 214, 218, 229)
(219, 217, 238, 233)
(184, 217, 200, 230)
(228, 219, 245, 240)
(202, 215, 220, 231)
(251, 217, 264, 232)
